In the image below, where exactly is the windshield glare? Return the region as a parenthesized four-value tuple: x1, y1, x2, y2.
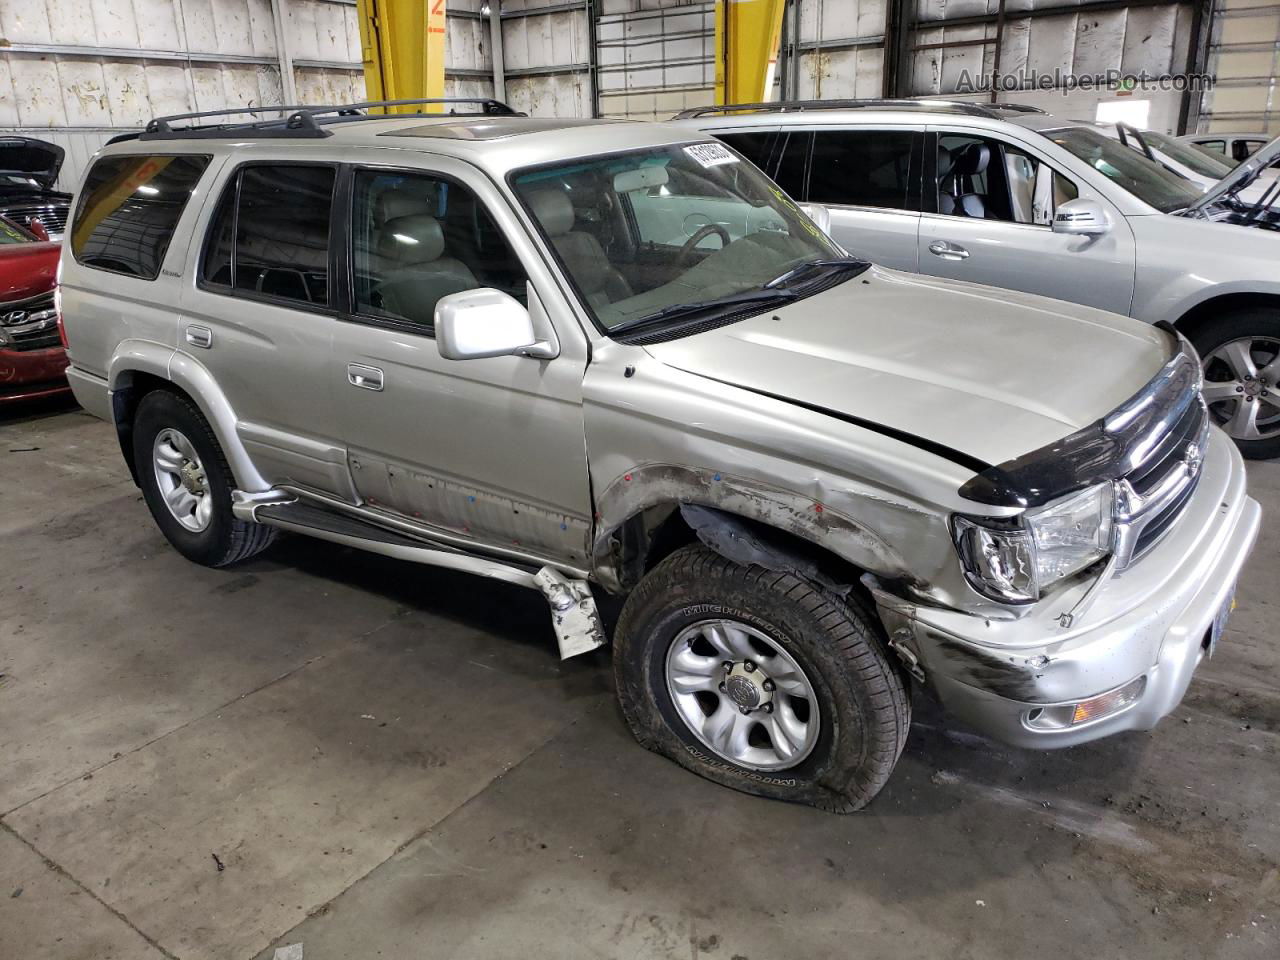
(1048, 127, 1203, 213)
(512, 142, 843, 331)
(1142, 130, 1234, 179)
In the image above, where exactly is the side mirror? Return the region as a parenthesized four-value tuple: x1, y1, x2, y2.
(1052, 198, 1110, 236)
(27, 218, 50, 242)
(799, 202, 832, 235)
(435, 288, 552, 361)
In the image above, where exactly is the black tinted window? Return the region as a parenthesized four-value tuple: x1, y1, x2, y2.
(72, 155, 210, 279)
(716, 131, 781, 177)
(773, 131, 811, 198)
(807, 130, 916, 209)
(202, 164, 335, 306)
(351, 170, 527, 330)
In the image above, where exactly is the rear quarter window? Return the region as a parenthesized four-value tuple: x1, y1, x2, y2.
(71, 154, 211, 280)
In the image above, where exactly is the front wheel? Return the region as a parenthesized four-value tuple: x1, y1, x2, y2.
(613, 545, 910, 812)
(1190, 308, 1280, 460)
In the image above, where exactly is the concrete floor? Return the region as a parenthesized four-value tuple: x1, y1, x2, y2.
(1, 400, 1277, 960)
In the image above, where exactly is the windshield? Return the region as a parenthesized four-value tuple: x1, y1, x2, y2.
(1047, 127, 1203, 213)
(1141, 130, 1234, 179)
(511, 142, 846, 333)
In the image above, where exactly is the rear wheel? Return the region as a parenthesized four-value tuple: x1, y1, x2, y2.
(1190, 308, 1280, 460)
(613, 545, 910, 812)
(133, 390, 276, 566)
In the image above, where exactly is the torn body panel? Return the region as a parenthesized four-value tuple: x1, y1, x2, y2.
(582, 343, 982, 604)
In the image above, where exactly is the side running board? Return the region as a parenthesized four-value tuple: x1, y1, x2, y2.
(231, 493, 606, 658)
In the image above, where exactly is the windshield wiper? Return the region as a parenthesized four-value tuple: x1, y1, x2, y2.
(763, 256, 868, 290)
(610, 287, 801, 337)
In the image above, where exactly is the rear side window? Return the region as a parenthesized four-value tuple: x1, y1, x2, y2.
(807, 130, 917, 210)
(71, 154, 211, 279)
(202, 164, 336, 307)
(716, 130, 810, 199)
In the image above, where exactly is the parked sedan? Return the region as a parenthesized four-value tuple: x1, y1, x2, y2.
(0, 217, 68, 405)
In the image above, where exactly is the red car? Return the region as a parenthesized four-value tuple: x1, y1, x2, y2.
(0, 216, 67, 404)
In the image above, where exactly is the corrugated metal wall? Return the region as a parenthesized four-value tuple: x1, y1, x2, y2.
(906, 1, 1195, 133)
(1199, 0, 1280, 135)
(501, 0, 592, 117)
(0, 0, 497, 189)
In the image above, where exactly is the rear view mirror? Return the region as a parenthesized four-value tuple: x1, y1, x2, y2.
(614, 165, 669, 193)
(1052, 198, 1110, 236)
(435, 288, 552, 361)
(800, 202, 832, 235)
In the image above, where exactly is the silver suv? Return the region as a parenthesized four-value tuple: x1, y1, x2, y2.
(678, 100, 1280, 458)
(60, 99, 1259, 812)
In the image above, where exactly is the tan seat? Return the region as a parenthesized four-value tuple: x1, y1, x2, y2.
(527, 188, 632, 308)
(373, 211, 478, 326)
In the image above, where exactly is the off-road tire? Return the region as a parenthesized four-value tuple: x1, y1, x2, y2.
(133, 389, 276, 566)
(613, 544, 910, 812)
(1189, 307, 1280, 460)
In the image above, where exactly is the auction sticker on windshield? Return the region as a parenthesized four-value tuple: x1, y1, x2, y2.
(685, 143, 738, 168)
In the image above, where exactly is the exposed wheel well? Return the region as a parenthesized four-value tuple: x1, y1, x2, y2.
(110, 371, 190, 485)
(610, 502, 871, 601)
(1174, 293, 1280, 340)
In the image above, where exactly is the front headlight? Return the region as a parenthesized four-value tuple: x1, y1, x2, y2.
(953, 484, 1114, 604)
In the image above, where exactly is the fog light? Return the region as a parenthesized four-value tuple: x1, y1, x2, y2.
(1024, 675, 1147, 731)
(1071, 676, 1147, 726)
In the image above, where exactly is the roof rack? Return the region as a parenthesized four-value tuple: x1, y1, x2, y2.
(673, 98, 1046, 120)
(138, 98, 520, 141)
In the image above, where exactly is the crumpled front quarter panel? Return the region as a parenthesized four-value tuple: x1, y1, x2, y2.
(582, 340, 987, 605)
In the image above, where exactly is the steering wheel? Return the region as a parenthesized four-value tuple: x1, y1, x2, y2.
(676, 223, 731, 268)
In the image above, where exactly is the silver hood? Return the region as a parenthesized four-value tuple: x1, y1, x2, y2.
(1187, 133, 1280, 214)
(643, 268, 1172, 467)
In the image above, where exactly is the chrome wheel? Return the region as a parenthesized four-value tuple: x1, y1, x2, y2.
(1203, 336, 1280, 441)
(664, 619, 820, 771)
(152, 427, 213, 533)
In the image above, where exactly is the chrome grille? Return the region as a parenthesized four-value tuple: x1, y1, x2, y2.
(0, 290, 60, 352)
(3, 201, 70, 240)
(1114, 387, 1210, 568)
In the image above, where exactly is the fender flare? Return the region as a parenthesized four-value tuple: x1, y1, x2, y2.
(108, 340, 269, 492)
(590, 463, 913, 593)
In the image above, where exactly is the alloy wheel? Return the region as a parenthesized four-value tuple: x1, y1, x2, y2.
(1202, 336, 1280, 441)
(664, 618, 821, 771)
(152, 427, 213, 533)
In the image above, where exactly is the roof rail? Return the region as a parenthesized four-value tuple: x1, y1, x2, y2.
(673, 98, 1045, 120)
(138, 98, 520, 141)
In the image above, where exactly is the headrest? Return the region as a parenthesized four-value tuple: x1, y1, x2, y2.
(380, 214, 445, 264)
(377, 190, 435, 223)
(937, 145, 953, 179)
(952, 142, 990, 177)
(527, 188, 575, 236)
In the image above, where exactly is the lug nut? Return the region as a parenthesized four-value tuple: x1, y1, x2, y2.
(718, 682, 727, 693)
(763, 702, 774, 713)
(763, 679, 775, 692)
(723, 661, 733, 672)
(739, 706, 750, 715)
(743, 661, 756, 673)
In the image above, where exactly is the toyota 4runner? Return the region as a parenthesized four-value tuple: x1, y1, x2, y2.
(60, 99, 1260, 812)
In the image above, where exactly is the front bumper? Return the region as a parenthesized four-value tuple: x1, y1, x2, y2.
(0, 346, 70, 403)
(872, 428, 1260, 748)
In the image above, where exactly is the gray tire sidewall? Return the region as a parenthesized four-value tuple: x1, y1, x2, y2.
(615, 557, 887, 806)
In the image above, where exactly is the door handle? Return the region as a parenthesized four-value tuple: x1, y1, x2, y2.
(347, 363, 384, 391)
(185, 325, 212, 349)
(928, 241, 970, 261)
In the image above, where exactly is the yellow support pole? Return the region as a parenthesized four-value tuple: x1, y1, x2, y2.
(355, 0, 448, 114)
(714, 0, 786, 106)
